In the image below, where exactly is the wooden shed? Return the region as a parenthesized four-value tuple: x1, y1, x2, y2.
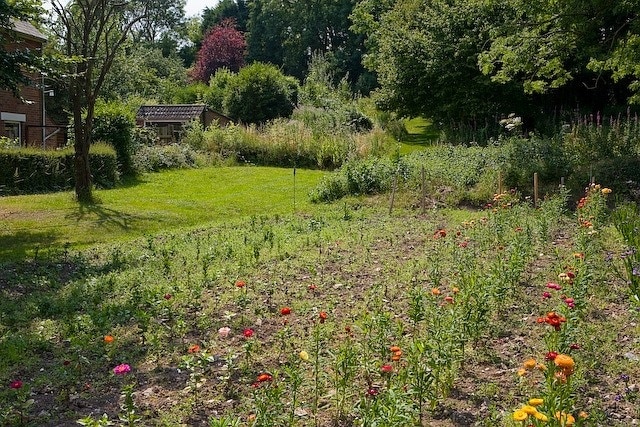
(136, 104, 231, 144)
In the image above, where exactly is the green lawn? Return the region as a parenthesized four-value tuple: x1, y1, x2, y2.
(398, 117, 440, 154)
(0, 166, 327, 262)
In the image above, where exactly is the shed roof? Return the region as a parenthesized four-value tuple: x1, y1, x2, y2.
(136, 104, 207, 122)
(10, 20, 47, 41)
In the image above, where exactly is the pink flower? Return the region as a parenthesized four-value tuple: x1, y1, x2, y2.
(113, 364, 131, 375)
(546, 282, 561, 290)
(218, 326, 231, 338)
(381, 364, 393, 373)
(542, 291, 552, 299)
(243, 328, 254, 338)
(9, 380, 23, 389)
(280, 307, 291, 316)
(367, 387, 379, 396)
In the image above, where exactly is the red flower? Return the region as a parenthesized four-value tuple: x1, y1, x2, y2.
(243, 328, 254, 338)
(308, 284, 317, 291)
(570, 343, 581, 350)
(545, 351, 558, 361)
(542, 291, 552, 299)
(9, 380, 22, 389)
(433, 229, 447, 238)
(444, 296, 454, 304)
(546, 282, 562, 290)
(458, 241, 468, 248)
(319, 311, 328, 323)
(163, 293, 172, 300)
(235, 280, 246, 288)
(280, 307, 291, 316)
(367, 387, 379, 396)
(188, 344, 201, 353)
(257, 373, 272, 382)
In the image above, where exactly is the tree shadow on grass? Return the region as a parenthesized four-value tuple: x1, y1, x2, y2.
(66, 201, 144, 231)
(0, 229, 62, 263)
(400, 119, 441, 147)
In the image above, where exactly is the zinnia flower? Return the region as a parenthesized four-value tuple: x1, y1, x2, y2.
(113, 364, 131, 375)
(512, 409, 528, 421)
(9, 380, 23, 389)
(218, 326, 231, 338)
(280, 307, 291, 316)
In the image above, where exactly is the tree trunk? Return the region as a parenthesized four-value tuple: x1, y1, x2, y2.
(72, 75, 93, 203)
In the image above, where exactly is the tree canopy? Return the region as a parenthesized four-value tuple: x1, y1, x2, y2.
(191, 18, 245, 83)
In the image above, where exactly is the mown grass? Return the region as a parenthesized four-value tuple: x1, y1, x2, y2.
(0, 166, 326, 262)
(398, 117, 440, 154)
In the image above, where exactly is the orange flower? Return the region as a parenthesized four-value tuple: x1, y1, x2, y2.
(104, 335, 114, 344)
(431, 288, 441, 296)
(235, 280, 246, 288)
(319, 311, 328, 323)
(390, 346, 401, 353)
(523, 358, 537, 370)
(188, 344, 201, 353)
(257, 373, 272, 382)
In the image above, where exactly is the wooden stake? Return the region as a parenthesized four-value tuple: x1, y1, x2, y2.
(389, 173, 398, 215)
(533, 172, 539, 208)
(421, 166, 426, 215)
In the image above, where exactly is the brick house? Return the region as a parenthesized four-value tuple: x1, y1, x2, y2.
(136, 104, 231, 144)
(0, 20, 66, 148)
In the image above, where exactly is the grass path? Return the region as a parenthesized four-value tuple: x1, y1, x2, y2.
(0, 166, 326, 262)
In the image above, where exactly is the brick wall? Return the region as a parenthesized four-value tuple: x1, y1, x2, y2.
(0, 36, 66, 148)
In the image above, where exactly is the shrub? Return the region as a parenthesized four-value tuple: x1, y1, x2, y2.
(0, 143, 117, 195)
(223, 62, 299, 124)
(132, 144, 201, 172)
(93, 101, 137, 176)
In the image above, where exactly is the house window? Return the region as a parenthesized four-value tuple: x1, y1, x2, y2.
(4, 121, 22, 143)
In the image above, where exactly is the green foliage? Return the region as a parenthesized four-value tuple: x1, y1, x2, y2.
(92, 101, 137, 176)
(223, 62, 299, 124)
(204, 68, 235, 112)
(132, 144, 201, 172)
(0, 143, 117, 195)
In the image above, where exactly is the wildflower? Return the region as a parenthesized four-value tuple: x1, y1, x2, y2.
(512, 409, 528, 421)
(390, 346, 401, 353)
(458, 241, 468, 248)
(9, 380, 23, 389)
(523, 359, 537, 370)
(542, 291, 552, 299)
(534, 412, 549, 421)
(541, 312, 566, 331)
(319, 311, 328, 323)
(299, 350, 310, 362)
(308, 284, 317, 291)
(573, 252, 585, 260)
(554, 354, 575, 374)
(391, 350, 402, 361)
(566, 271, 576, 280)
(521, 405, 538, 415)
(528, 398, 544, 406)
(444, 296, 454, 304)
(565, 297, 575, 309)
(579, 411, 588, 419)
(256, 373, 272, 382)
(431, 288, 441, 296)
(546, 282, 562, 290)
(433, 229, 446, 238)
(104, 335, 114, 344)
(113, 364, 131, 375)
(536, 363, 547, 372)
(218, 326, 231, 338)
(517, 368, 527, 376)
(367, 387, 380, 396)
(243, 328, 254, 338)
(235, 280, 246, 288)
(380, 364, 393, 373)
(545, 351, 558, 361)
(452, 287, 460, 294)
(601, 188, 612, 195)
(188, 344, 200, 354)
(163, 293, 172, 300)
(555, 412, 575, 425)
(280, 307, 291, 316)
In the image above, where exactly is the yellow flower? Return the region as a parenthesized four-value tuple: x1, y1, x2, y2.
(536, 363, 548, 372)
(517, 368, 527, 377)
(601, 187, 612, 195)
(534, 412, 549, 422)
(555, 412, 576, 425)
(521, 405, 538, 415)
(579, 411, 588, 419)
(299, 350, 310, 362)
(528, 398, 544, 406)
(513, 409, 528, 421)
(523, 358, 537, 370)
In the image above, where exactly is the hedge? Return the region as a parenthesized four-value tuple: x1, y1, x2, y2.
(0, 143, 118, 196)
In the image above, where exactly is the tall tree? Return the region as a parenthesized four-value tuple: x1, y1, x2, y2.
(191, 18, 245, 83)
(202, 0, 248, 34)
(129, 0, 186, 44)
(49, 0, 149, 202)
